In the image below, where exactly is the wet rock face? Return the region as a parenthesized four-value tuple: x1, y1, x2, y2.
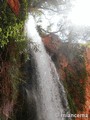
(74, 49, 89, 120)
(14, 56, 38, 120)
(42, 34, 68, 79)
(42, 34, 88, 116)
(42, 34, 62, 56)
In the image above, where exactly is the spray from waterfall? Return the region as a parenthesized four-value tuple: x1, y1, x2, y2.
(25, 14, 71, 120)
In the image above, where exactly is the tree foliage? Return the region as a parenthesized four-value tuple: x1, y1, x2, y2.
(0, 1, 29, 119)
(0, 0, 28, 47)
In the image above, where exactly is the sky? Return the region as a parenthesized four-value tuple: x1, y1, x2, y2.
(68, 0, 90, 26)
(37, 0, 90, 28)
(26, 0, 90, 43)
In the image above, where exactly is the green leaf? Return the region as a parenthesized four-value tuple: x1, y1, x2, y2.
(0, 28, 2, 32)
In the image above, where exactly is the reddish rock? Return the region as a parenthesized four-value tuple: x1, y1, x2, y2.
(42, 33, 62, 55)
(43, 34, 90, 119)
(76, 48, 90, 120)
(7, 0, 20, 15)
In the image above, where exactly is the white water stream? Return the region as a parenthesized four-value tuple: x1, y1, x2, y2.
(25, 15, 70, 120)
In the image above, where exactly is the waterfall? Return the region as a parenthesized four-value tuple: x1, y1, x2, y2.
(25, 15, 71, 120)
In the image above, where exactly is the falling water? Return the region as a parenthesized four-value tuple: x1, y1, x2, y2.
(25, 15, 70, 120)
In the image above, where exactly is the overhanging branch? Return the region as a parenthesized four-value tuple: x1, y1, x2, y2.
(37, 24, 64, 34)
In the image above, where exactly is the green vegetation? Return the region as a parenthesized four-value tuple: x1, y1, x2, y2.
(0, 0, 28, 47)
(62, 44, 87, 113)
(0, 1, 29, 119)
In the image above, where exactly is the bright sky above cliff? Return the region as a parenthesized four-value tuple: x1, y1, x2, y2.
(68, 0, 90, 26)
(25, 0, 90, 43)
(36, 0, 90, 34)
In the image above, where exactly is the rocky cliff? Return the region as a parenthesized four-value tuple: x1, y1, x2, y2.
(42, 34, 88, 118)
(76, 48, 90, 120)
